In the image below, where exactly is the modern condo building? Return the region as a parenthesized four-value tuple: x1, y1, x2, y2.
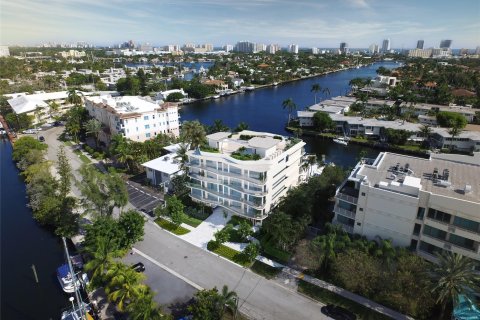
(333, 152, 480, 262)
(186, 131, 306, 222)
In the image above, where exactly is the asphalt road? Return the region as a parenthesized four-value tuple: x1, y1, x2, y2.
(136, 220, 328, 320)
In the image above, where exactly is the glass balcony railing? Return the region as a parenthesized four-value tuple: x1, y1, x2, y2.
(333, 206, 356, 219)
(187, 162, 267, 185)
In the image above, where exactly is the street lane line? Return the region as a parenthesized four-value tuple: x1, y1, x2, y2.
(132, 248, 203, 291)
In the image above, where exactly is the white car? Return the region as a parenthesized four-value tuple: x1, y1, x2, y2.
(23, 129, 36, 134)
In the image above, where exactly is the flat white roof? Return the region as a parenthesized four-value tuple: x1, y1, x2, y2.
(142, 153, 181, 175)
(86, 95, 175, 115)
(8, 96, 48, 114)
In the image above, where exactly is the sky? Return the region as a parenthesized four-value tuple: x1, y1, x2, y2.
(1, 0, 479, 48)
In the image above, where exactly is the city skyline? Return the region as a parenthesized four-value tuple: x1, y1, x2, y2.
(1, 0, 479, 48)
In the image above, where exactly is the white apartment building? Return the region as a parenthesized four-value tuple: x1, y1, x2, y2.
(186, 130, 306, 222)
(333, 152, 480, 263)
(0, 46, 10, 57)
(84, 95, 179, 143)
(289, 44, 299, 54)
(59, 50, 86, 58)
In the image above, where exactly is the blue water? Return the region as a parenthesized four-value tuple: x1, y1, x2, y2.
(1, 140, 68, 320)
(180, 61, 401, 168)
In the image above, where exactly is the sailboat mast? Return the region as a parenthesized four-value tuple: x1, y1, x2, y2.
(62, 237, 85, 320)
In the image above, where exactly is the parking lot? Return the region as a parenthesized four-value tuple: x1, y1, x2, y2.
(126, 181, 163, 215)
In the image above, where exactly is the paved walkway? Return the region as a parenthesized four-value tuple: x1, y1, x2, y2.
(180, 207, 232, 249)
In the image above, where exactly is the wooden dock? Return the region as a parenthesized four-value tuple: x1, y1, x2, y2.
(0, 115, 16, 143)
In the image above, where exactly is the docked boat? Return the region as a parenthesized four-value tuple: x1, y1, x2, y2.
(57, 264, 89, 293)
(333, 137, 349, 146)
(61, 303, 94, 320)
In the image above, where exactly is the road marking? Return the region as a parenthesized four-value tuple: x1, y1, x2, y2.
(132, 248, 203, 291)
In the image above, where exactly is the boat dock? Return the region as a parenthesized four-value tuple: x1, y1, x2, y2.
(0, 115, 16, 143)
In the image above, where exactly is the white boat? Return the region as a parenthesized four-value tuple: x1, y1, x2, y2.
(333, 137, 349, 146)
(273, 82, 278, 86)
(212, 95, 220, 99)
(57, 264, 89, 293)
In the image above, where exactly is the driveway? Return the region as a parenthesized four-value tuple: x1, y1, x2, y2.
(126, 181, 163, 213)
(180, 207, 232, 249)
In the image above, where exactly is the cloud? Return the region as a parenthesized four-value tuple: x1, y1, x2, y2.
(344, 0, 369, 8)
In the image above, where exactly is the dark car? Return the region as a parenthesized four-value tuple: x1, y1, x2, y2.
(140, 208, 155, 217)
(131, 262, 145, 273)
(38, 136, 45, 142)
(321, 305, 357, 320)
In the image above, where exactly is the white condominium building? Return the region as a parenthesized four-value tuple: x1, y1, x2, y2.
(84, 95, 179, 143)
(186, 131, 306, 222)
(333, 152, 480, 262)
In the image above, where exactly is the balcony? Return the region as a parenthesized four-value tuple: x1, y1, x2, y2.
(333, 220, 354, 234)
(336, 185, 359, 204)
(333, 206, 356, 220)
(187, 162, 267, 185)
(187, 183, 265, 210)
(188, 172, 268, 196)
(336, 193, 358, 205)
(190, 194, 266, 220)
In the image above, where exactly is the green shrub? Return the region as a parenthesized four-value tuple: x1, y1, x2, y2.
(250, 261, 281, 279)
(155, 218, 190, 235)
(207, 242, 252, 267)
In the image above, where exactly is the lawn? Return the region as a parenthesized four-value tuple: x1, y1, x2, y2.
(250, 261, 281, 279)
(73, 149, 92, 164)
(181, 214, 203, 228)
(155, 218, 190, 235)
(259, 235, 291, 264)
(297, 280, 391, 320)
(207, 242, 252, 267)
(63, 140, 73, 147)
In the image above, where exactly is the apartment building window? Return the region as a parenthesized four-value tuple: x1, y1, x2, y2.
(427, 208, 451, 224)
(145, 133, 151, 138)
(413, 223, 421, 235)
(409, 239, 418, 251)
(206, 160, 216, 170)
(417, 207, 425, 220)
(337, 215, 354, 227)
(361, 192, 366, 196)
(190, 157, 200, 166)
(419, 241, 444, 255)
(136, 127, 139, 132)
(449, 234, 476, 251)
(423, 225, 447, 240)
(145, 125, 150, 129)
(453, 216, 480, 233)
(338, 200, 356, 212)
(144, 116, 149, 120)
(230, 166, 242, 176)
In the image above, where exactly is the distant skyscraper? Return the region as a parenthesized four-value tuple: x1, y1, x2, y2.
(266, 44, 279, 54)
(311, 47, 319, 54)
(416, 40, 424, 49)
(256, 43, 266, 52)
(381, 39, 390, 53)
(223, 44, 233, 52)
(440, 39, 452, 49)
(288, 44, 299, 54)
(235, 41, 256, 53)
(368, 43, 379, 54)
(339, 42, 348, 54)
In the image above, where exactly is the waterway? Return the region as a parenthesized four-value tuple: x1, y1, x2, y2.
(1, 140, 68, 320)
(180, 61, 401, 168)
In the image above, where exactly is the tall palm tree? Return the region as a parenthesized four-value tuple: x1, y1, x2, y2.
(66, 89, 82, 106)
(48, 101, 60, 121)
(210, 119, 229, 133)
(448, 124, 462, 152)
(234, 121, 249, 132)
(322, 87, 331, 100)
(180, 120, 207, 149)
(219, 285, 238, 319)
(84, 119, 102, 148)
(116, 143, 135, 171)
(418, 124, 432, 141)
(374, 237, 396, 268)
(431, 252, 480, 318)
(175, 143, 189, 173)
(282, 98, 297, 125)
(311, 83, 321, 104)
(106, 262, 144, 311)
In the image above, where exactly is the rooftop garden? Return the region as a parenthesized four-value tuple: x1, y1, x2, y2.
(231, 147, 261, 161)
(200, 144, 220, 153)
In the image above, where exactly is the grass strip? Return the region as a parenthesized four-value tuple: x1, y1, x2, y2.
(155, 218, 190, 235)
(250, 261, 281, 279)
(73, 149, 92, 164)
(207, 242, 252, 267)
(181, 215, 203, 228)
(298, 280, 391, 320)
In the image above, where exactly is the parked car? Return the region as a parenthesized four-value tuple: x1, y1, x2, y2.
(131, 262, 145, 273)
(23, 129, 36, 134)
(38, 136, 45, 142)
(140, 208, 155, 217)
(321, 305, 357, 320)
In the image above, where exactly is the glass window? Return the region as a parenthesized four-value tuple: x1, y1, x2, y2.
(453, 216, 480, 233)
(410, 239, 418, 251)
(449, 234, 476, 251)
(423, 225, 447, 240)
(427, 208, 451, 223)
(230, 166, 242, 175)
(337, 215, 354, 227)
(145, 133, 151, 138)
(145, 125, 150, 129)
(338, 200, 356, 212)
(413, 223, 421, 235)
(419, 241, 443, 255)
(417, 207, 425, 220)
(144, 116, 149, 120)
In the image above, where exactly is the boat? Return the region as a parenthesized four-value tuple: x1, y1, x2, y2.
(333, 137, 349, 146)
(244, 86, 255, 91)
(212, 95, 220, 99)
(273, 82, 278, 86)
(57, 263, 89, 293)
(61, 303, 94, 320)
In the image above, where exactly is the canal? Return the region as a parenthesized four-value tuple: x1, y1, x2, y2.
(1, 139, 68, 320)
(180, 61, 401, 168)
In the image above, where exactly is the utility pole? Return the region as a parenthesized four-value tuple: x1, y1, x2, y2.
(62, 237, 85, 320)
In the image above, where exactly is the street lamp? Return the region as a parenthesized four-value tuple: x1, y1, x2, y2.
(69, 296, 75, 311)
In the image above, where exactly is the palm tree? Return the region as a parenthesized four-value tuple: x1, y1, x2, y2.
(448, 123, 462, 152)
(311, 232, 336, 273)
(174, 143, 189, 173)
(322, 87, 331, 100)
(115, 143, 135, 171)
(374, 237, 396, 268)
(282, 98, 297, 125)
(84, 119, 102, 148)
(180, 120, 207, 149)
(210, 119, 229, 133)
(311, 83, 321, 104)
(127, 285, 165, 320)
(418, 124, 432, 141)
(106, 262, 144, 311)
(234, 121, 249, 132)
(66, 89, 82, 106)
(219, 285, 238, 319)
(48, 102, 60, 121)
(83, 236, 122, 286)
(430, 252, 480, 318)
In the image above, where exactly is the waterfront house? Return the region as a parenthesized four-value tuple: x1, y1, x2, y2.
(142, 144, 184, 192)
